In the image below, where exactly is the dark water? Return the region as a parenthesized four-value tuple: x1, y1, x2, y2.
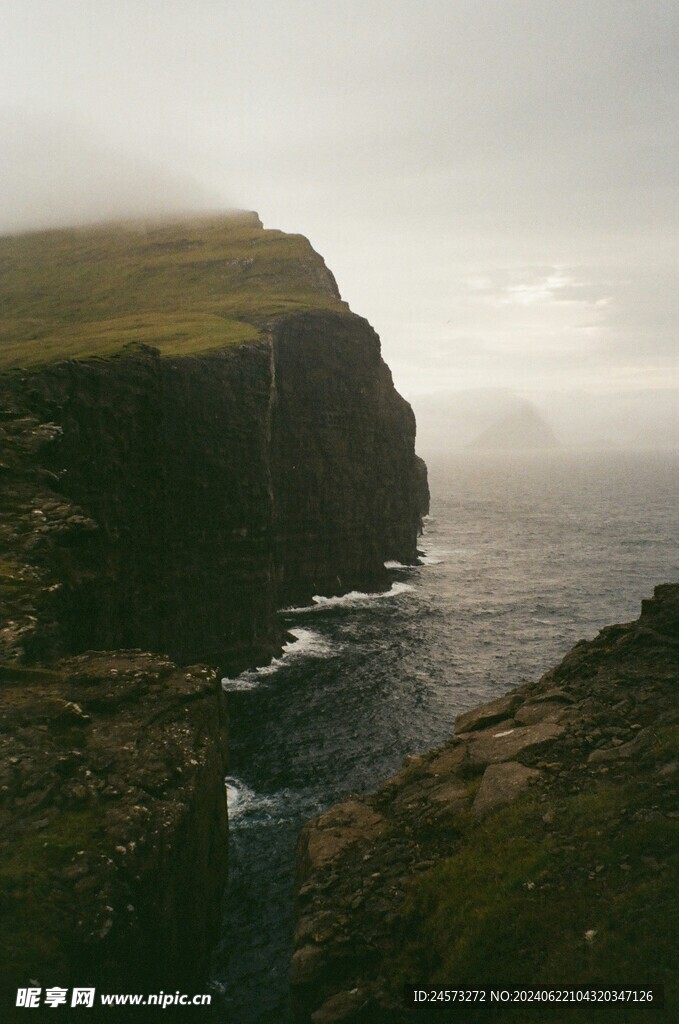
(211, 450, 679, 1022)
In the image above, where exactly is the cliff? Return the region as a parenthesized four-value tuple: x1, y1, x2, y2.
(0, 653, 228, 1006)
(291, 584, 679, 1023)
(0, 214, 428, 675)
(0, 214, 428, 1013)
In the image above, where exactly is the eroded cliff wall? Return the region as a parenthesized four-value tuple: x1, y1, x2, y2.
(1, 309, 427, 673)
(271, 312, 427, 606)
(1, 342, 278, 672)
(0, 652, 228, 1020)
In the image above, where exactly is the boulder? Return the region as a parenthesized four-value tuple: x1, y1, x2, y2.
(473, 761, 542, 818)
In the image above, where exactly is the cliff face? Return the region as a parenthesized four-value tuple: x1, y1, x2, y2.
(271, 312, 427, 606)
(291, 585, 679, 1023)
(0, 308, 427, 673)
(1, 343, 278, 672)
(0, 215, 428, 1007)
(0, 652, 228, 1014)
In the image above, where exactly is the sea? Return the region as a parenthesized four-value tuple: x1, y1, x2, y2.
(210, 449, 679, 1022)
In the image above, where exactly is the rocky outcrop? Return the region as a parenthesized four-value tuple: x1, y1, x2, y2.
(291, 585, 679, 1023)
(0, 651, 227, 1018)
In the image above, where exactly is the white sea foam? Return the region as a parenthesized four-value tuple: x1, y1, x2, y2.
(417, 546, 448, 565)
(221, 627, 333, 691)
(225, 777, 304, 825)
(225, 776, 257, 817)
(220, 674, 261, 692)
(283, 626, 334, 658)
(384, 559, 408, 569)
(286, 581, 412, 612)
(224, 776, 281, 821)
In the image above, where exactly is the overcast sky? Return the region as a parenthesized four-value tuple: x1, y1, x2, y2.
(1, 0, 677, 401)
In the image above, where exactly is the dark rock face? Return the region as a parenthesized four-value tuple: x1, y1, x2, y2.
(271, 312, 428, 606)
(0, 652, 227, 1019)
(0, 311, 428, 674)
(291, 585, 679, 1023)
(1, 342, 279, 673)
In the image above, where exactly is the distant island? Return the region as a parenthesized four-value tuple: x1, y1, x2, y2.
(468, 405, 561, 450)
(411, 387, 679, 452)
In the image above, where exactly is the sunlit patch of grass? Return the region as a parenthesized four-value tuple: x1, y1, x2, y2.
(0, 213, 347, 371)
(0, 313, 259, 370)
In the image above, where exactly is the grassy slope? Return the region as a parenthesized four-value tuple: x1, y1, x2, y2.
(0, 212, 347, 371)
(392, 725, 679, 1021)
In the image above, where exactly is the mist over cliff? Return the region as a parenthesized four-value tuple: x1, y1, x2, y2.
(0, 110, 221, 235)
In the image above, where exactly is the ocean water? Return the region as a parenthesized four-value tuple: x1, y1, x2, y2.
(210, 450, 679, 1022)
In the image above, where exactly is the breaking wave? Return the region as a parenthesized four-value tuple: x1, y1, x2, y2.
(418, 548, 446, 565)
(221, 627, 334, 691)
(224, 776, 282, 822)
(285, 581, 413, 612)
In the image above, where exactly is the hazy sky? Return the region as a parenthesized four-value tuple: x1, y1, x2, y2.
(1, 0, 677, 400)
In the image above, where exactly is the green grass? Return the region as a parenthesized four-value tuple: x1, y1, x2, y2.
(0, 212, 347, 371)
(392, 760, 679, 1021)
(0, 810, 104, 984)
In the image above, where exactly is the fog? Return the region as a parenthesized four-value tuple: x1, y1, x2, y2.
(2, 0, 677, 448)
(0, 110, 220, 232)
(414, 388, 679, 452)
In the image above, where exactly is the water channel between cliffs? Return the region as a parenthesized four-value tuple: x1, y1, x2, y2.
(210, 449, 679, 1023)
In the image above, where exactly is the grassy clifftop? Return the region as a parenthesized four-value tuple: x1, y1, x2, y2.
(0, 211, 347, 371)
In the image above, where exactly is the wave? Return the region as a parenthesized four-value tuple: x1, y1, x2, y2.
(256, 627, 333, 673)
(225, 776, 258, 817)
(220, 674, 261, 693)
(224, 776, 282, 822)
(221, 627, 334, 691)
(418, 548, 446, 565)
(225, 777, 323, 826)
(387, 550, 446, 568)
(285, 581, 413, 613)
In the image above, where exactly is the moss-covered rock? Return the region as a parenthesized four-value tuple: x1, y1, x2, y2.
(0, 651, 228, 1018)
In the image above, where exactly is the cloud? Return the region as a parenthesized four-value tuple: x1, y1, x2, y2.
(0, 108, 220, 233)
(0, 1, 676, 397)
